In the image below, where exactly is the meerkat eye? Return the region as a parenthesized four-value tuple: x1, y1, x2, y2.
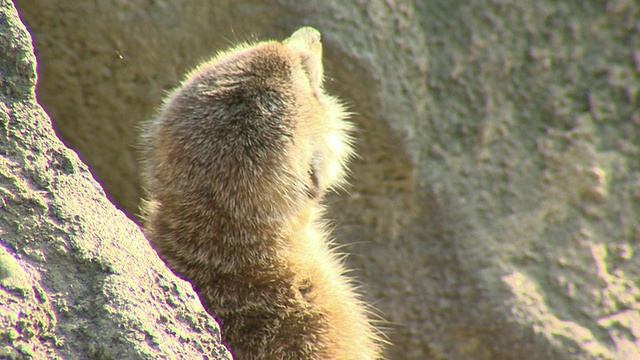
(305, 158, 321, 199)
(306, 168, 320, 199)
(298, 278, 312, 297)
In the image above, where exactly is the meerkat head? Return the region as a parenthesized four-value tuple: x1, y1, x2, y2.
(144, 27, 353, 223)
(283, 27, 354, 199)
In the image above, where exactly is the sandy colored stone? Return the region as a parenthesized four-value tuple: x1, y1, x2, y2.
(10, 0, 640, 359)
(0, 1, 232, 358)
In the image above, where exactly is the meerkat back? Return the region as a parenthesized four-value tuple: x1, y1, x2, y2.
(140, 27, 384, 359)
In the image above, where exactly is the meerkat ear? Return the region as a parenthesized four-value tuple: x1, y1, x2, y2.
(284, 27, 324, 89)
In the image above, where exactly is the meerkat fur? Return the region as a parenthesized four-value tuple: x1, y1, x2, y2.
(140, 27, 384, 359)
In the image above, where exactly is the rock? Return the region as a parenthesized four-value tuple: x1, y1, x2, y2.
(10, 0, 640, 359)
(0, 2, 232, 359)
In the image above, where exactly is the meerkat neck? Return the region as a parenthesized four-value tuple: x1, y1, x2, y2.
(153, 192, 313, 273)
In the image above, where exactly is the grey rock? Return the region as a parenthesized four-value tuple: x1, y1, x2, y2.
(0, 1, 232, 359)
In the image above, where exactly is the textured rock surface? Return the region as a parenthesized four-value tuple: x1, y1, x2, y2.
(0, 2, 232, 359)
(11, 0, 640, 359)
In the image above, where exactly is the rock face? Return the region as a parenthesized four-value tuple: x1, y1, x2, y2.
(7, 0, 640, 359)
(0, 2, 232, 359)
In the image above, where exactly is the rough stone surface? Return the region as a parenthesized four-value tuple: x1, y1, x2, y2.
(0, 2, 232, 359)
(9, 0, 640, 359)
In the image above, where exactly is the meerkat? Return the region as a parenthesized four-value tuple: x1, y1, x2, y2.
(140, 27, 384, 359)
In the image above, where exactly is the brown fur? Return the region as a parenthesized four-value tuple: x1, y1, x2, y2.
(140, 27, 383, 359)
